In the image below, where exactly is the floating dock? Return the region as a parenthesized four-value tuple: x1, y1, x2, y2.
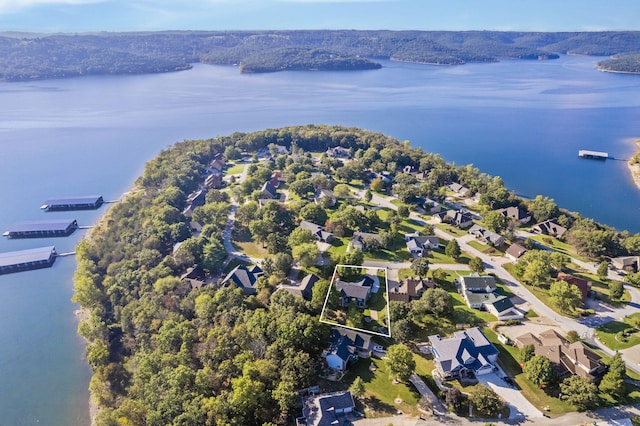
(0, 246, 57, 274)
(578, 150, 609, 160)
(3, 219, 78, 238)
(41, 195, 103, 211)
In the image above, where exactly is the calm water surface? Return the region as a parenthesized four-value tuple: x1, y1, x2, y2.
(0, 55, 639, 425)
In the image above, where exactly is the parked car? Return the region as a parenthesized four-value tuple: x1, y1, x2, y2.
(372, 345, 385, 352)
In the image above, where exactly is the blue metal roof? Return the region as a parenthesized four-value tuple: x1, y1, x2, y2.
(6, 219, 77, 233)
(0, 246, 56, 267)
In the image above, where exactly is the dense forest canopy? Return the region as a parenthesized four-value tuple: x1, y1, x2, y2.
(74, 124, 640, 425)
(598, 53, 640, 73)
(0, 30, 639, 80)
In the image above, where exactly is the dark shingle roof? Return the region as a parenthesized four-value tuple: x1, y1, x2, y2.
(0, 246, 56, 267)
(6, 219, 78, 233)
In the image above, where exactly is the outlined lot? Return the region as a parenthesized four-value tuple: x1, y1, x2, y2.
(320, 264, 391, 338)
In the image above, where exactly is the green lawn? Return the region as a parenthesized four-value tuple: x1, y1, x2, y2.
(526, 234, 590, 262)
(563, 267, 630, 305)
(595, 313, 640, 350)
(434, 223, 468, 237)
(225, 163, 245, 175)
(232, 241, 268, 258)
(337, 352, 435, 417)
(428, 247, 471, 265)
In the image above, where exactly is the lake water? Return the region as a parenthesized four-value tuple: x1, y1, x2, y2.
(0, 54, 639, 425)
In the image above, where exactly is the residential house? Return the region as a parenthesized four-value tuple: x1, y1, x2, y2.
(204, 173, 224, 189)
(280, 273, 319, 301)
(208, 158, 226, 174)
(350, 231, 381, 252)
(402, 165, 416, 173)
(447, 182, 471, 197)
(531, 219, 568, 239)
(388, 277, 435, 303)
(423, 198, 442, 214)
(323, 328, 371, 371)
(260, 181, 279, 199)
(404, 233, 439, 257)
(432, 210, 473, 228)
(335, 276, 374, 308)
(220, 264, 263, 295)
(326, 146, 351, 159)
(272, 144, 290, 155)
(300, 391, 355, 426)
(515, 329, 605, 380)
(611, 256, 640, 272)
(506, 242, 527, 263)
(429, 327, 499, 379)
(369, 171, 393, 185)
(180, 265, 206, 290)
(300, 220, 335, 243)
(498, 206, 532, 225)
(271, 170, 286, 187)
(557, 272, 591, 305)
(468, 224, 505, 246)
(459, 275, 523, 321)
(182, 189, 207, 218)
(314, 188, 336, 207)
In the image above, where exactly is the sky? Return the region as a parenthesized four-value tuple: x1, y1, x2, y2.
(0, 0, 638, 33)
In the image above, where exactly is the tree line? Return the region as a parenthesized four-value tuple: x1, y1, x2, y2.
(1, 30, 639, 80)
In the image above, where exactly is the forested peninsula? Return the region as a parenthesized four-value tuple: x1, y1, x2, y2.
(1, 30, 640, 81)
(598, 53, 640, 74)
(75, 125, 640, 425)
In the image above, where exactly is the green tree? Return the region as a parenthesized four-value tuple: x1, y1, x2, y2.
(609, 281, 624, 300)
(299, 203, 328, 225)
(467, 385, 505, 418)
(364, 190, 372, 202)
(560, 375, 599, 410)
(597, 261, 610, 280)
(202, 240, 227, 273)
(288, 227, 317, 247)
(389, 300, 411, 322)
(483, 210, 507, 232)
(609, 352, 627, 376)
(312, 279, 338, 312)
(350, 376, 366, 399)
(469, 257, 485, 274)
(411, 257, 430, 277)
(386, 344, 415, 382)
(522, 259, 550, 285)
(370, 177, 385, 193)
(397, 205, 410, 218)
(527, 195, 559, 223)
(292, 243, 319, 267)
(519, 344, 535, 364)
(549, 280, 582, 313)
(413, 288, 452, 318)
(445, 238, 461, 259)
(566, 330, 581, 343)
(444, 386, 465, 411)
(524, 355, 555, 387)
(599, 365, 625, 398)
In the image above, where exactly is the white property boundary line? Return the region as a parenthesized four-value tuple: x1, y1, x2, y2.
(319, 264, 392, 338)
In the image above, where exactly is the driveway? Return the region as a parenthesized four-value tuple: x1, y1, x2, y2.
(477, 372, 543, 420)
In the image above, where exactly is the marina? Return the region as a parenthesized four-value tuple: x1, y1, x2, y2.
(0, 246, 57, 274)
(578, 150, 609, 160)
(41, 196, 103, 211)
(3, 219, 79, 238)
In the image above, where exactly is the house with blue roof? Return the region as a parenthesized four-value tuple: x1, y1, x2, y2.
(323, 328, 371, 371)
(429, 327, 499, 380)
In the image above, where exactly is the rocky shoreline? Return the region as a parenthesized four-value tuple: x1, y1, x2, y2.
(627, 139, 640, 190)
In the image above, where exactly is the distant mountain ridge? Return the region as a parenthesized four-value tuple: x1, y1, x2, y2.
(0, 30, 638, 81)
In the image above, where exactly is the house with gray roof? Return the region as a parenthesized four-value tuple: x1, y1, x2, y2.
(459, 275, 523, 321)
(300, 220, 335, 243)
(314, 188, 336, 207)
(404, 233, 439, 257)
(335, 276, 374, 308)
(447, 182, 470, 197)
(300, 390, 355, 426)
(506, 242, 528, 262)
(429, 327, 499, 379)
(350, 231, 381, 252)
(280, 273, 319, 300)
(261, 180, 279, 199)
(468, 224, 505, 247)
(498, 206, 531, 225)
(531, 219, 567, 239)
(220, 264, 263, 295)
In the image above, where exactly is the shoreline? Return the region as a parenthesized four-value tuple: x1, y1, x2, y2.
(626, 139, 640, 191)
(597, 66, 640, 75)
(72, 185, 140, 426)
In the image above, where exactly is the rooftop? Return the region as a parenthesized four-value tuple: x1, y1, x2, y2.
(6, 219, 78, 233)
(0, 246, 56, 267)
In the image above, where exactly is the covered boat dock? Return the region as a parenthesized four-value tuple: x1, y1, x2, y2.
(0, 246, 57, 274)
(3, 219, 79, 238)
(41, 195, 103, 211)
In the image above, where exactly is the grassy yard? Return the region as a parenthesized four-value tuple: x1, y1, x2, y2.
(223, 257, 251, 274)
(428, 247, 472, 265)
(434, 223, 468, 237)
(467, 240, 503, 256)
(563, 267, 631, 305)
(232, 241, 268, 258)
(336, 352, 435, 418)
(225, 163, 245, 175)
(526, 234, 590, 263)
(595, 312, 640, 350)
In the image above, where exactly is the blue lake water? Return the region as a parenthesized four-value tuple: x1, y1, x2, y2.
(0, 54, 639, 425)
